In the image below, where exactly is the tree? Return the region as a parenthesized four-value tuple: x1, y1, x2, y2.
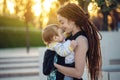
(3, 0, 7, 14)
(95, 0, 118, 31)
(116, 0, 120, 3)
(14, 0, 23, 15)
(77, 0, 90, 12)
(24, 0, 34, 53)
(58, 0, 69, 5)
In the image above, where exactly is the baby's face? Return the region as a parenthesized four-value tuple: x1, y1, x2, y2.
(56, 28, 64, 42)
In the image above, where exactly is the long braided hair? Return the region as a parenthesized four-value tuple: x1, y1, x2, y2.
(57, 3, 102, 80)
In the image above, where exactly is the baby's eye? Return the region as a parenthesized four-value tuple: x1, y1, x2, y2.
(61, 22, 64, 24)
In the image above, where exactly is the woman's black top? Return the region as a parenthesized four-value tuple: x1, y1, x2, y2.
(65, 31, 86, 80)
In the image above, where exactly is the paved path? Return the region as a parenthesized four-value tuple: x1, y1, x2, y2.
(0, 47, 119, 80)
(0, 47, 47, 80)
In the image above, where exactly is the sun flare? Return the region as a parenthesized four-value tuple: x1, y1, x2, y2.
(88, 1, 100, 17)
(0, 0, 80, 28)
(7, 0, 15, 14)
(32, 0, 42, 16)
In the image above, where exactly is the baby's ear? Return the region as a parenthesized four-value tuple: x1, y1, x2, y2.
(53, 36, 56, 41)
(53, 36, 57, 41)
(53, 36, 59, 41)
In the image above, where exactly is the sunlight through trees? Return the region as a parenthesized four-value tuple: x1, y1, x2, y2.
(0, 0, 120, 29)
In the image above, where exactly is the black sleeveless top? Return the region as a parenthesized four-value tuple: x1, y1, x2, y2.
(66, 31, 87, 41)
(65, 31, 87, 80)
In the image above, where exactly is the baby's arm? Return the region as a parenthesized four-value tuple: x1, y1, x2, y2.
(54, 40, 77, 57)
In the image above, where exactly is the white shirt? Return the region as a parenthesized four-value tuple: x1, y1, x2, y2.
(47, 40, 74, 64)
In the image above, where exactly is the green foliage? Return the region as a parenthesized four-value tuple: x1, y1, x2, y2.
(0, 16, 45, 48)
(0, 30, 45, 48)
(0, 16, 26, 27)
(95, 0, 118, 12)
(95, 0, 105, 7)
(116, 0, 120, 3)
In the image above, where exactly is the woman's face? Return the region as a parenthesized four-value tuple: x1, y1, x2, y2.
(57, 14, 74, 34)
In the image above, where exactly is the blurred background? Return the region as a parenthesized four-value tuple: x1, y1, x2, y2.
(0, 0, 120, 48)
(0, 0, 120, 80)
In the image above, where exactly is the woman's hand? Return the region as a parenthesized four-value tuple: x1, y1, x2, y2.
(54, 63, 57, 67)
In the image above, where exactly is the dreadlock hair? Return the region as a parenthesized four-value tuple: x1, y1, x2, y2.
(57, 3, 102, 80)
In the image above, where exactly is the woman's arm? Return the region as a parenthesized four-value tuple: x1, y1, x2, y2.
(54, 36, 88, 79)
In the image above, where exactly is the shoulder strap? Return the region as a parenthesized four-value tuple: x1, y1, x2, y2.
(66, 31, 87, 40)
(54, 54, 58, 63)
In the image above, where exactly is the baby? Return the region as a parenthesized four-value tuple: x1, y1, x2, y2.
(42, 24, 77, 80)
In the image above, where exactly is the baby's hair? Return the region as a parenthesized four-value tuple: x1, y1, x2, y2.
(42, 24, 59, 45)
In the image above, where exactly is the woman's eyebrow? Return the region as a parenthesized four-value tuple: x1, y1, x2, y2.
(59, 20, 62, 23)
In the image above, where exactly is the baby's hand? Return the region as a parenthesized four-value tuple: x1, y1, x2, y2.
(70, 40, 77, 51)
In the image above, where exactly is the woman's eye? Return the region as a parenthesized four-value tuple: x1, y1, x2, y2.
(61, 22, 64, 24)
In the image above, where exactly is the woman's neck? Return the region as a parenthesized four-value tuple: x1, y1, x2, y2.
(72, 26, 81, 36)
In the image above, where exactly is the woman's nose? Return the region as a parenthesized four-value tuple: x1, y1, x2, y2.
(61, 26, 64, 28)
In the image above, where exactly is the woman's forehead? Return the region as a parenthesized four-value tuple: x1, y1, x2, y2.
(57, 15, 66, 22)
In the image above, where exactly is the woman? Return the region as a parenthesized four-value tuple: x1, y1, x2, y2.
(54, 3, 102, 80)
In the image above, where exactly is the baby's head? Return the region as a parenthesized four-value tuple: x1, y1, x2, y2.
(42, 24, 64, 45)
